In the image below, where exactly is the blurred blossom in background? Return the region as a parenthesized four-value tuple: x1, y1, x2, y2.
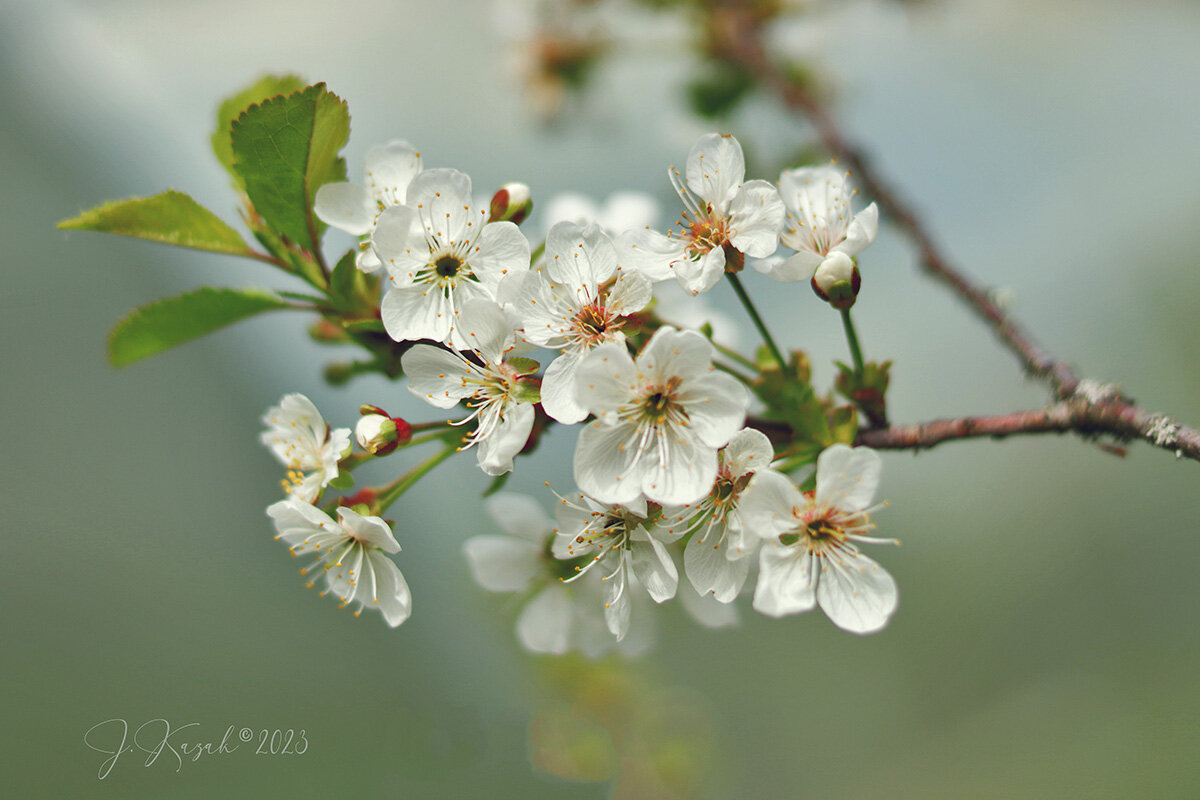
(5, 0, 1200, 796)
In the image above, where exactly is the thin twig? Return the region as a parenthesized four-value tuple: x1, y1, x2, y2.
(710, 3, 1079, 398)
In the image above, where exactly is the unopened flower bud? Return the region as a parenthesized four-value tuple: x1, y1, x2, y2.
(811, 252, 861, 310)
(355, 414, 412, 455)
(489, 182, 533, 225)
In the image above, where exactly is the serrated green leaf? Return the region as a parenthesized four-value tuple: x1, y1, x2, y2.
(230, 83, 349, 252)
(212, 74, 307, 188)
(58, 191, 249, 255)
(109, 287, 293, 367)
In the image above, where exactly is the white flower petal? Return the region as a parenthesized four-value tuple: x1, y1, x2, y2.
(602, 562, 633, 641)
(574, 421, 643, 505)
(728, 179, 785, 258)
(472, 220, 531, 294)
(541, 351, 588, 424)
(723, 427, 774, 478)
(640, 427, 718, 506)
(457, 298, 514, 364)
(761, 250, 823, 282)
(753, 544, 816, 617)
(372, 204, 426, 274)
(462, 535, 542, 591)
(674, 245, 725, 295)
(815, 444, 881, 512)
(739, 470, 803, 540)
(381, 283, 454, 343)
(574, 342, 639, 421)
(629, 527, 678, 603)
(337, 507, 401, 554)
(686, 133, 746, 209)
(674, 371, 747, 449)
(617, 227, 687, 283)
(605, 270, 652, 316)
(636, 327, 714, 383)
(365, 551, 413, 627)
(407, 168, 475, 246)
(516, 584, 573, 654)
(685, 527, 751, 602)
(313, 182, 374, 236)
(835, 202, 879, 258)
(364, 139, 421, 205)
(816, 549, 897, 634)
(477, 401, 534, 476)
(401, 344, 475, 408)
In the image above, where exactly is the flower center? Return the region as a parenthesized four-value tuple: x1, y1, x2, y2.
(687, 216, 731, 254)
(575, 304, 612, 339)
(434, 255, 463, 277)
(805, 517, 844, 542)
(713, 476, 736, 502)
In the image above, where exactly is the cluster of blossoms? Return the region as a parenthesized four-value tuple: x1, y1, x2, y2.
(260, 132, 897, 648)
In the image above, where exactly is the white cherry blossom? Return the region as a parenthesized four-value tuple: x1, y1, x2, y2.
(755, 163, 879, 284)
(619, 133, 784, 294)
(401, 300, 538, 476)
(572, 326, 749, 506)
(463, 492, 652, 656)
(652, 427, 773, 602)
(260, 393, 351, 503)
(740, 445, 898, 634)
(313, 139, 422, 272)
(267, 496, 412, 627)
(517, 220, 652, 423)
(552, 490, 675, 642)
(373, 168, 531, 349)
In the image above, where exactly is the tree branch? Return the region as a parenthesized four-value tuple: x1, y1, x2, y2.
(708, 2, 1079, 398)
(855, 402, 1200, 462)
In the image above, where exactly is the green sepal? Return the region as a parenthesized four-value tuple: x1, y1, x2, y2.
(108, 287, 293, 367)
(329, 249, 359, 306)
(506, 356, 541, 375)
(230, 83, 349, 253)
(828, 404, 859, 446)
(328, 472, 355, 491)
(835, 359, 892, 426)
(212, 74, 307, 189)
(58, 191, 250, 255)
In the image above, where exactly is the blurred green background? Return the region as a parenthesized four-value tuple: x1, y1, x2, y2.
(4, 0, 1200, 796)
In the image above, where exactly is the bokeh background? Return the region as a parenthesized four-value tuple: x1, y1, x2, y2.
(4, 0, 1200, 796)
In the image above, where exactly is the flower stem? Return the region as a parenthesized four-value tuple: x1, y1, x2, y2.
(713, 360, 755, 387)
(372, 443, 458, 515)
(840, 307, 866, 377)
(710, 339, 758, 371)
(726, 272, 786, 369)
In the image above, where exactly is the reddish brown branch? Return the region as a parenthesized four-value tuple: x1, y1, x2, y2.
(855, 402, 1200, 462)
(709, 3, 1079, 398)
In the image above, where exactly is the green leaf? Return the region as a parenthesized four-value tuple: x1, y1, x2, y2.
(212, 74, 307, 188)
(230, 83, 349, 253)
(329, 249, 359, 306)
(109, 287, 293, 367)
(58, 191, 249, 255)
